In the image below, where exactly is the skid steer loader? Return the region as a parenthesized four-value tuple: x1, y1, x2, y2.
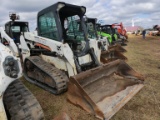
(83, 17, 127, 63)
(0, 33, 44, 119)
(96, 23, 127, 52)
(112, 22, 128, 41)
(98, 24, 127, 46)
(0, 12, 73, 120)
(2, 2, 144, 120)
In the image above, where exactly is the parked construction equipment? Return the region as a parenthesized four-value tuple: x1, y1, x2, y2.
(98, 24, 127, 46)
(0, 2, 144, 120)
(0, 14, 44, 119)
(112, 22, 128, 41)
(84, 17, 127, 63)
(153, 25, 160, 36)
(96, 23, 127, 50)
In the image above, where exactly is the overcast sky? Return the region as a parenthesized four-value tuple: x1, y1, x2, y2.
(0, 0, 160, 31)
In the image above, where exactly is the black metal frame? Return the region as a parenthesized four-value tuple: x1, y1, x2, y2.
(37, 2, 87, 42)
(5, 21, 29, 39)
(85, 17, 98, 40)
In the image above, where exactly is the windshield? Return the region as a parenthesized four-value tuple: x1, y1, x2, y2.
(11, 26, 20, 32)
(63, 15, 87, 53)
(87, 22, 97, 39)
(66, 15, 85, 41)
(113, 28, 118, 34)
(96, 24, 101, 31)
(11, 25, 29, 33)
(102, 26, 112, 34)
(22, 26, 29, 32)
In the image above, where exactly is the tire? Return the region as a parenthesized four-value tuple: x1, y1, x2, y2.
(3, 80, 45, 120)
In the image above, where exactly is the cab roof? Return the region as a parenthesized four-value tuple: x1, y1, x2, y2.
(5, 21, 28, 26)
(38, 2, 86, 18)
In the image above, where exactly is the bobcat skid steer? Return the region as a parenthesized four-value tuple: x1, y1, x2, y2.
(5, 3, 144, 120)
(96, 23, 127, 53)
(0, 13, 72, 119)
(84, 17, 127, 63)
(0, 31, 44, 119)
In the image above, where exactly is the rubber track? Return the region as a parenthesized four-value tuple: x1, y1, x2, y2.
(3, 80, 44, 120)
(24, 56, 68, 94)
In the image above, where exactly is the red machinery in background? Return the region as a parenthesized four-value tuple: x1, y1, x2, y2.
(112, 22, 128, 40)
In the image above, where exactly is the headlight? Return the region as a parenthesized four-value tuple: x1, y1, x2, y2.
(3, 56, 19, 78)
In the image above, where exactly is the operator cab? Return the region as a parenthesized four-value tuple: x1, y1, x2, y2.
(101, 25, 113, 35)
(100, 25, 118, 43)
(37, 2, 100, 71)
(96, 23, 101, 31)
(38, 2, 89, 56)
(70, 17, 98, 39)
(5, 13, 29, 44)
(5, 21, 29, 44)
(85, 17, 98, 39)
(112, 28, 120, 38)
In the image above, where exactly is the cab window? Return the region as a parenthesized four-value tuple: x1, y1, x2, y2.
(87, 22, 96, 39)
(66, 15, 85, 41)
(11, 26, 20, 32)
(39, 12, 58, 40)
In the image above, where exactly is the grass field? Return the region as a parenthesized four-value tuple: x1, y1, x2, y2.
(22, 34, 160, 120)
